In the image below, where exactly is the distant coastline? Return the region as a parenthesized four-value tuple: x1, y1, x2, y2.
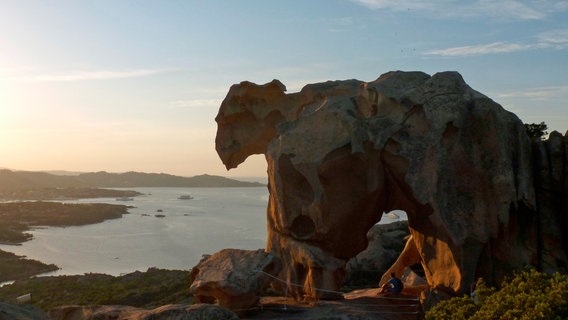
(0, 170, 265, 282)
(0, 201, 131, 282)
(0, 169, 264, 197)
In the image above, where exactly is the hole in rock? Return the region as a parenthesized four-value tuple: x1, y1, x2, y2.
(290, 215, 316, 239)
(409, 263, 426, 278)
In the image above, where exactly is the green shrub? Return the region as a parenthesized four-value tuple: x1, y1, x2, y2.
(0, 268, 190, 310)
(425, 295, 477, 320)
(524, 121, 548, 140)
(426, 269, 568, 320)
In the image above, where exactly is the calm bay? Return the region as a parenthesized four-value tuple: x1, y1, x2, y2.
(0, 186, 405, 277)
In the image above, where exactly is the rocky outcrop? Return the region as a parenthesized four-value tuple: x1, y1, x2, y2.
(189, 249, 281, 313)
(532, 131, 568, 273)
(345, 221, 410, 286)
(215, 70, 568, 300)
(0, 301, 48, 320)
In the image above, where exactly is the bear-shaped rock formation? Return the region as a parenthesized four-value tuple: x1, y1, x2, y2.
(215, 71, 567, 300)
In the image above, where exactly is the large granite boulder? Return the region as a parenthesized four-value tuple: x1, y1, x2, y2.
(215, 71, 567, 299)
(188, 249, 281, 312)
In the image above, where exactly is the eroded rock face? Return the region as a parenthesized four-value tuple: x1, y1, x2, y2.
(215, 71, 567, 299)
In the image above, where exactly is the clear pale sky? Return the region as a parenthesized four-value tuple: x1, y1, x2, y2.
(1, 1, 567, 178)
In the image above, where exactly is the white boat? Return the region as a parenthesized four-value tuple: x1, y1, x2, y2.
(116, 197, 134, 201)
(386, 212, 400, 219)
(178, 195, 194, 200)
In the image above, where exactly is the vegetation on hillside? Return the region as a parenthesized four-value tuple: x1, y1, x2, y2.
(0, 268, 190, 310)
(0, 250, 58, 283)
(426, 269, 568, 320)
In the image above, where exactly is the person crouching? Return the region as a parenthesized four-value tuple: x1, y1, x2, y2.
(378, 273, 404, 294)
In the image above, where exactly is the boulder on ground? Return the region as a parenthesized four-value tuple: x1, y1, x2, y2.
(189, 248, 281, 312)
(345, 221, 409, 287)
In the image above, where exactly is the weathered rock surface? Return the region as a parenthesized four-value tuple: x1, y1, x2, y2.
(248, 293, 422, 320)
(48, 303, 239, 320)
(215, 70, 568, 299)
(0, 301, 48, 320)
(189, 249, 281, 312)
(345, 221, 410, 286)
(532, 131, 568, 273)
(3, 295, 423, 320)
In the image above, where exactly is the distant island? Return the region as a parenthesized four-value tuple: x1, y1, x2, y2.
(0, 170, 265, 200)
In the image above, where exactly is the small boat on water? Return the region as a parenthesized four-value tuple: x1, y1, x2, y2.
(178, 195, 194, 200)
(116, 197, 134, 201)
(386, 212, 400, 219)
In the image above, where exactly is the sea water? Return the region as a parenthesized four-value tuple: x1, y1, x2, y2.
(0, 187, 406, 276)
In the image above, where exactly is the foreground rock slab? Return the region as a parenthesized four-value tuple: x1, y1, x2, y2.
(0, 301, 48, 320)
(48, 303, 239, 320)
(241, 290, 422, 320)
(4, 296, 423, 320)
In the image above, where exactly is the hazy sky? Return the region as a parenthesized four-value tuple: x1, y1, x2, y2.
(1, 1, 567, 178)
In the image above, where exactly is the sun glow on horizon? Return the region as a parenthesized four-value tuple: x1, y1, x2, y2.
(0, 1, 566, 176)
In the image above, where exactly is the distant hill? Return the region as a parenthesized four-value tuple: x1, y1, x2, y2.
(0, 170, 80, 191)
(42, 170, 84, 176)
(0, 169, 264, 191)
